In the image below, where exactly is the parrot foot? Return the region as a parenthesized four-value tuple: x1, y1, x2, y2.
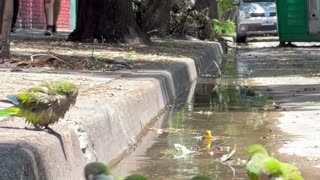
(24, 126, 44, 131)
(44, 125, 54, 132)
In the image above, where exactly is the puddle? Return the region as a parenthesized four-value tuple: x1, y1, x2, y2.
(112, 49, 276, 179)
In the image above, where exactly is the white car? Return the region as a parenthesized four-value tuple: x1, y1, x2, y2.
(235, 0, 277, 43)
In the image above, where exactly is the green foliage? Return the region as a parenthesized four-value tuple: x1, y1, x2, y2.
(213, 19, 236, 36)
(218, 0, 237, 15)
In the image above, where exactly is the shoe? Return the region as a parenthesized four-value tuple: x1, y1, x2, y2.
(11, 26, 16, 33)
(52, 24, 57, 33)
(44, 25, 54, 36)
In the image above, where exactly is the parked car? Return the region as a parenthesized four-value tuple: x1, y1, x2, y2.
(234, 0, 278, 43)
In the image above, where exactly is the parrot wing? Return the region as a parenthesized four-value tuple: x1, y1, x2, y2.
(0, 107, 21, 117)
(0, 81, 77, 127)
(246, 153, 271, 180)
(280, 162, 304, 180)
(0, 90, 52, 125)
(246, 144, 304, 180)
(0, 91, 46, 117)
(261, 157, 283, 178)
(5, 95, 20, 105)
(17, 91, 52, 110)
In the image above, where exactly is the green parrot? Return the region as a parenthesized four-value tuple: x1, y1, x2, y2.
(191, 175, 212, 180)
(246, 144, 303, 180)
(0, 81, 78, 129)
(84, 162, 113, 180)
(85, 162, 146, 180)
(124, 174, 147, 180)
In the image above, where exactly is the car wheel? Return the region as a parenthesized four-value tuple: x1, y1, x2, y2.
(236, 35, 246, 43)
(279, 42, 286, 47)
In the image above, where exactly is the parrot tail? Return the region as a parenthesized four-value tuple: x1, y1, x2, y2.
(0, 107, 20, 117)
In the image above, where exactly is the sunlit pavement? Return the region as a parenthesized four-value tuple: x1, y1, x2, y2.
(244, 36, 320, 48)
(10, 28, 71, 41)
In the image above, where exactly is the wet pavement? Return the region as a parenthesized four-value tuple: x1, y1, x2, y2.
(236, 38, 320, 179)
(112, 49, 278, 179)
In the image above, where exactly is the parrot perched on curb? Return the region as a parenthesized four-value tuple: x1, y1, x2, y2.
(0, 81, 78, 128)
(246, 144, 303, 180)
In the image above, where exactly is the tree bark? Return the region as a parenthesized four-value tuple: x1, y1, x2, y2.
(68, 0, 148, 44)
(221, 8, 237, 21)
(0, 0, 13, 60)
(193, 0, 218, 19)
(140, 0, 172, 36)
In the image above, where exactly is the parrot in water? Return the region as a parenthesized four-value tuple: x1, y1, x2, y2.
(124, 174, 147, 180)
(85, 162, 114, 180)
(85, 162, 146, 180)
(0, 81, 78, 129)
(246, 144, 303, 180)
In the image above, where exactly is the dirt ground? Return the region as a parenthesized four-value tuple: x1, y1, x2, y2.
(236, 37, 320, 179)
(5, 34, 219, 72)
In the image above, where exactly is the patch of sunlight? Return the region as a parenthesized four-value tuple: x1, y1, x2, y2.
(11, 46, 193, 63)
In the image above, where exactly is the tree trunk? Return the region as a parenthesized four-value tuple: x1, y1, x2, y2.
(209, 0, 218, 20)
(193, 0, 218, 19)
(140, 0, 172, 36)
(221, 8, 237, 21)
(0, 0, 13, 60)
(68, 0, 148, 44)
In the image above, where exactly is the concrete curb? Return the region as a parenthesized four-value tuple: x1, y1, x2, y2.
(0, 41, 225, 179)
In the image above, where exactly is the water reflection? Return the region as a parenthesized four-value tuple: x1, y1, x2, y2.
(112, 50, 273, 179)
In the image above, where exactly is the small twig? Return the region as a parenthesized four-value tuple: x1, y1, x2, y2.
(30, 54, 74, 67)
(213, 60, 222, 77)
(22, 77, 46, 81)
(0, 46, 4, 64)
(226, 163, 236, 177)
(219, 160, 236, 178)
(146, 29, 159, 34)
(101, 35, 105, 44)
(220, 144, 237, 162)
(91, 47, 95, 58)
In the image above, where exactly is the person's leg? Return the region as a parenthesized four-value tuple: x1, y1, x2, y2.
(11, 0, 20, 32)
(44, 0, 54, 35)
(53, 0, 61, 33)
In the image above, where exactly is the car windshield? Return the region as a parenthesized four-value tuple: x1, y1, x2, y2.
(243, 0, 274, 2)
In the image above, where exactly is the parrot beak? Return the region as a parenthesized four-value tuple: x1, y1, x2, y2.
(70, 98, 77, 106)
